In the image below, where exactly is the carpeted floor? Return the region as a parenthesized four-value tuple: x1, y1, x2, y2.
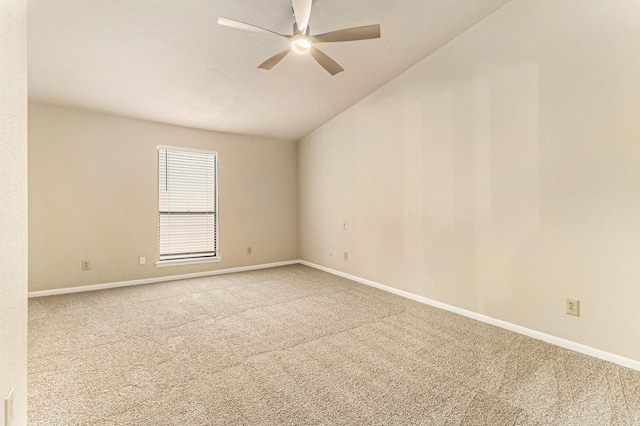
(28, 265, 640, 425)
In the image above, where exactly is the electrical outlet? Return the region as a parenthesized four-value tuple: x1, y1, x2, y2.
(246, 246, 252, 255)
(566, 298, 580, 317)
(139, 257, 146, 265)
(5, 388, 14, 426)
(343, 252, 348, 261)
(81, 259, 91, 271)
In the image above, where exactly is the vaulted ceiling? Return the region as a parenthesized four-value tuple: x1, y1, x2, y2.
(27, 0, 512, 141)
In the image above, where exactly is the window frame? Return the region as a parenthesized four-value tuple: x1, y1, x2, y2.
(156, 145, 221, 267)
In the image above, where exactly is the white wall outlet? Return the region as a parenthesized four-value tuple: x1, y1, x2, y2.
(246, 246, 252, 255)
(343, 220, 348, 230)
(343, 252, 348, 261)
(5, 388, 14, 426)
(81, 259, 91, 270)
(566, 298, 580, 317)
(139, 257, 145, 265)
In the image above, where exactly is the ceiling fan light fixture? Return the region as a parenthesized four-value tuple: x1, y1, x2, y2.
(218, 0, 380, 75)
(292, 37, 312, 54)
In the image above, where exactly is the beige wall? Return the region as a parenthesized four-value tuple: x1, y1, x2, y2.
(29, 103, 298, 291)
(0, 0, 28, 424)
(299, 0, 640, 361)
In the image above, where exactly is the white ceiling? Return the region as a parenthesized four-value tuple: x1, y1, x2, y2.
(27, 0, 512, 141)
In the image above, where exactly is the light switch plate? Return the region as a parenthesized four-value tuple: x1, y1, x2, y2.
(5, 388, 14, 426)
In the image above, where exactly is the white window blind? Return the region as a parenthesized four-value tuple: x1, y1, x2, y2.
(158, 146, 218, 262)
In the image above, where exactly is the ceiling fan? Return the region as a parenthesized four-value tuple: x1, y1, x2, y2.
(218, 0, 380, 76)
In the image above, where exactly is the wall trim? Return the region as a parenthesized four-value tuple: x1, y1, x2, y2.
(28, 260, 299, 298)
(28, 258, 640, 371)
(299, 260, 640, 372)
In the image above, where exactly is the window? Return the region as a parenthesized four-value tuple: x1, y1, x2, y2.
(157, 146, 219, 266)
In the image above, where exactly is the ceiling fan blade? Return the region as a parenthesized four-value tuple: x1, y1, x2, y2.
(311, 24, 381, 43)
(292, 0, 312, 34)
(258, 48, 292, 70)
(309, 46, 344, 76)
(218, 17, 291, 39)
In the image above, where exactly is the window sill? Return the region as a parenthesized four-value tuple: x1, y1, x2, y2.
(155, 257, 222, 267)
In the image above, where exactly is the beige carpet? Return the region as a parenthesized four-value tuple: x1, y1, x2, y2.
(28, 265, 640, 425)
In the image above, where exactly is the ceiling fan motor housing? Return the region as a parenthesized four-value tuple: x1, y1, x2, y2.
(293, 22, 310, 36)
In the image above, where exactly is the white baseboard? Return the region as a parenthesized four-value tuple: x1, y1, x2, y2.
(28, 258, 640, 372)
(299, 260, 640, 372)
(28, 260, 299, 298)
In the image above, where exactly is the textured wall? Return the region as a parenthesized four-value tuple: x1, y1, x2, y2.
(299, 0, 640, 361)
(0, 0, 28, 424)
(29, 103, 298, 291)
